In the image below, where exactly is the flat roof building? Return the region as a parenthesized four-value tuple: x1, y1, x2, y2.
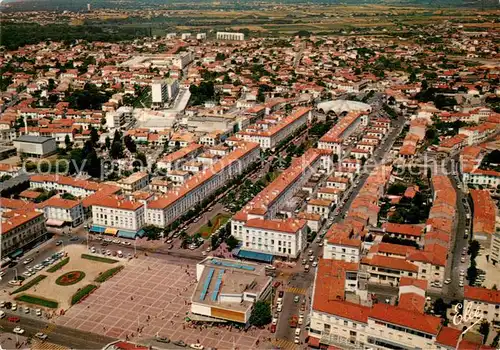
(190, 257, 272, 324)
(13, 135, 57, 158)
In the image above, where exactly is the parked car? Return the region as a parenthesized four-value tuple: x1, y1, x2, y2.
(155, 336, 170, 343)
(173, 340, 187, 347)
(8, 316, 20, 323)
(23, 258, 33, 265)
(294, 296, 300, 303)
(0, 311, 5, 319)
(36, 308, 42, 316)
(56, 240, 63, 246)
(190, 344, 204, 350)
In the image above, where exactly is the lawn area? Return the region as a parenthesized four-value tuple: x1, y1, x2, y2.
(47, 257, 69, 273)
(71, 284, 98, 305)
(11, 275, 47, 294)
(81, 254, 118, 264)
(198, 213, 231, 239)
(15, 294, 58, 309)
(94, 266, 124, 283)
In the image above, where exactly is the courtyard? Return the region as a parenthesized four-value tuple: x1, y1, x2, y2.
(8, 245, 125, 311)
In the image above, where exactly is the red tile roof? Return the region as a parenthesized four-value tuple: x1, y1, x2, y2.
(464, 286, 500, 304)
(369, 304, 442, 335)
(383, 223, 424, 237)
(470, 190, 496, 236)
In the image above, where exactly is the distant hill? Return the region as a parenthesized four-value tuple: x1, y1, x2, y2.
(1, 0, 499, 11)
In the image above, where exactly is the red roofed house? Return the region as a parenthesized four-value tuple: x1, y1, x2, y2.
(464, 286, 500, 326)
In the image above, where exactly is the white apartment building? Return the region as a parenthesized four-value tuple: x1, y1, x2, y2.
(216, 32, 245, 41)
(318, 112, 368, 158)
(117, 172, 150, 194)
(462, 169, 500, 188)
(92, 196, 145, 238)
(307, 199, 333, 219)
(232, 148, 328, 239)
(172, 51, 194, 70)
(29, 175, 104, 198)
(464, 286, 500, 326)
(237, 108, 310, 150)
(147, 142, 260, 228)
(239, 218, 307, 259)
(1, 210, 47, 259)
(151, 78, 179, 107)
(38, 197, 84, 227)
(105, 106, 134, 129)
(324, 239, 361, 263)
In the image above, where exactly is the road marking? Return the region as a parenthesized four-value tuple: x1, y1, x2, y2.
(272, 338, 298, 350)
(285, 287, 307, 295)
(31, 339, 68, 350)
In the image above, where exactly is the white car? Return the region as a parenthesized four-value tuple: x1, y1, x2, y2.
(189, 344, 204, 350)
(272, 318, 278, 326)
(35, 332, 48, 340)
(277, 304, 283, 312)
(294, 336, 300, 344)
(312, 261, 318, 268)
(459, 281, 464, 287)
(0, 311, 5, 319)
(36, 308, 42, 316)
(11, 303, 17, 311)
(459, 270, 465, 277)
(22, 271, 32, 278)
(23, 258, 33, 265)
(8, 280, 22, 286)
(90, 247, 96, 253)
(24, 307, 29, 314)
(309, 256, 314, 262)
(13, 327, 24, 335)
(444, 278, 451, 285)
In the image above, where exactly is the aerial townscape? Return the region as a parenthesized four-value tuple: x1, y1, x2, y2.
(1, 0, 500, 349)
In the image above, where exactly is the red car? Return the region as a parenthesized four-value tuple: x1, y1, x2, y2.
(270, 324, 276, 333)
(8, 316, 20, 323)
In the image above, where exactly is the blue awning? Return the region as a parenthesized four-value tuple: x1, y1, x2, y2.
(118, 230, 137, 239)
(136, 229, 145, 238)
(10, 249, 23, 258)
(237, 250, 273, 263)
(89, 225, 106, 233)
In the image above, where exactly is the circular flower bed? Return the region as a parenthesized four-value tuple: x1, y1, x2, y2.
(55, 271, 86, 286)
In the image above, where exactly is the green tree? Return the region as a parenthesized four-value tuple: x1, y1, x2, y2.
(110, 141, 124, 159)
(134, 152, 147, 168)
(469, 240, 480, 260)
(90, 127, 99, 146)
(249, 301, 272, 327)
(225, 235, 239, 250)
(124, 135, 137, 153)
(64, 134, 72, 151)
(105, 136, 111, 150)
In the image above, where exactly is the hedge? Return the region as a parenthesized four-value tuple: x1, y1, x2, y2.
(47, 257, 70, 273)
(11, 275, 47, 294)
(94, 266, 124, 283)
(71, 284, 97, 305)
(15, 294, 58, 309)
(81, 254, 118, 264)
